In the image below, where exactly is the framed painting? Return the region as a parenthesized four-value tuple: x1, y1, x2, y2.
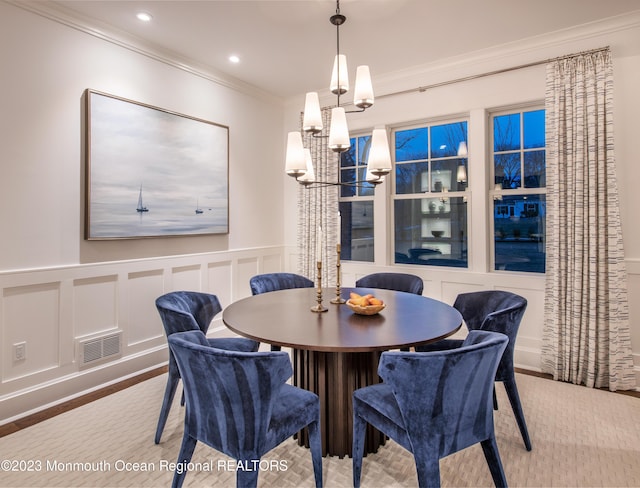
(85, 89, 229, 239)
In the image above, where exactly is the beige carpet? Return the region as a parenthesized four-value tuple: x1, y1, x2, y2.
(1, 372, 639, 488)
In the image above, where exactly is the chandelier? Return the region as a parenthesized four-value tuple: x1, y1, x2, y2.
(285, 0, 392, 187)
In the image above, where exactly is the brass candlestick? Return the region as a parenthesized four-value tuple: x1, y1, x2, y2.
(331, 243, 346, 304)
(311, 260, 328, 313)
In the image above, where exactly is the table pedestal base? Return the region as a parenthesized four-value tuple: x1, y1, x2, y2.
(293, 349, 386, 458)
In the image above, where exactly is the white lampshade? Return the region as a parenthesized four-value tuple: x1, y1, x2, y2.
(303, 92, 323, 134)
(328, 107, 350, 152)
(494, 182, 503, 200)
(365, 164, 384, 185)
(330, 54, 349, 95)
(457, 164, 467, 183)
(297, 149, 316, 185)
(354, 65, 374, 109)
(367, 129, 392, 176)
(457, 141, 468, 157)
(285, 132, 306, 177)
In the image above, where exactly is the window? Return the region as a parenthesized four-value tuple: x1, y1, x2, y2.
(339, 134, 375, 262)
(491, 107, 546, 273)
(392, 120, 468, 267)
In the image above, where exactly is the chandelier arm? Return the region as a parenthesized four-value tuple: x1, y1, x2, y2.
(300, 179, 378, 189)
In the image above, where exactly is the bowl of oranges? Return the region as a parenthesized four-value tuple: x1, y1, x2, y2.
(346, 292, 386, 315)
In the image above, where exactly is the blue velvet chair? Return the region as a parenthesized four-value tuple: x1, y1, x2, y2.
(355, 272, 424, 295)
(168, 330, 323, 488)
(356, 272, 424, 351)
(352, 330, 509, 488)
(154, 291, 259, 444)
(416, 290, 531, 451)
(249, 272, 314, 351)
(249, 272, 314, 296)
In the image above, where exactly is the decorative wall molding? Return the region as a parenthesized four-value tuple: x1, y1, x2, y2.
(4, 0, 280, 105)
(0, 246, 285, 424)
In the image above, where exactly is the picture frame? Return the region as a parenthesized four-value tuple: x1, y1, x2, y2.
(84, 89, 229, 239)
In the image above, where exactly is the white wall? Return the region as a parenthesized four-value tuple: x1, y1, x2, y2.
(283, 13, 640, 381)
(0, 2, 286, 422)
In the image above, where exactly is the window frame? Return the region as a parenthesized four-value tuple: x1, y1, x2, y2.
(338, 132, 376, 263)
(391, 116, 469, 268)
(489, 104, 546, 273)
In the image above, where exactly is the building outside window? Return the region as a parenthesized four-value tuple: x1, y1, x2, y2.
(491, 107, 546, 273)
(392, 120, 468, 267)
(339, 134, 375, 262)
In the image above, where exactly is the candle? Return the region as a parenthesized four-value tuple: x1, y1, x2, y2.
(316, 226, 323, 263)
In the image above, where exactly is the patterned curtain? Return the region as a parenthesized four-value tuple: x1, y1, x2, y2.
(542, 48, 636, 391)
(296, 108, 339, 287)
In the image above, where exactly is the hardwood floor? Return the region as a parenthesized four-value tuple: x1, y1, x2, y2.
(0, 366, 167, 438)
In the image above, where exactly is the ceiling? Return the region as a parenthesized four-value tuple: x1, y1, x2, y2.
(48, 0, 640, 99)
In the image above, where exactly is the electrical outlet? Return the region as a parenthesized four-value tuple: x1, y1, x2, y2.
(14, 342, 26, 361)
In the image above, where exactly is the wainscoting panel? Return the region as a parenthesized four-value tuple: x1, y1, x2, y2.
(125, 269, 165, 348)
(236, 257, 259, 299)
(440, 280, 485, 305)
(0, 247, 286, 424)
(2, 282, 61, 383)
(208, 260, 233, 309)
(262, 253, 283, 274)
(170, 264, 202, 292)
(73, 275, 118, 338)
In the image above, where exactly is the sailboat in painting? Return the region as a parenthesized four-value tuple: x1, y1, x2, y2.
(195, 198, 203, 214)
(136, 185, 149, 212)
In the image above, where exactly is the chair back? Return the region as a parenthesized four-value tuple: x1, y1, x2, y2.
(155, 291, 222, 376)
(377, 330, 508, 458)
(355, 272, 424, 295)
(453, 290, 527, 381)
(168, 330, 293, 460)
(250, 272, 314, 295)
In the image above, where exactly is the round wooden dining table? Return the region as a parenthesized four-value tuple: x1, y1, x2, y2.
(222, 286, 462, 458)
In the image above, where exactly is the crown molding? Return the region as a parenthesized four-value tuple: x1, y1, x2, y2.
(5, 0, 282, 106)
(312, 9, 640, 107)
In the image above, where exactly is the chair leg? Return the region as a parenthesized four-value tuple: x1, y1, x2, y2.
(307, 419, 323, 488)
(352, 412, 367, 488)
(480, 436, 508, 488)
(414, 456, 441, 488)
(155, 373, 180, 444)
(236, 465, 260, 488)
(503, 379, 532, 451)
(171, 434, 197, 488)
(493, 385, 498, 410)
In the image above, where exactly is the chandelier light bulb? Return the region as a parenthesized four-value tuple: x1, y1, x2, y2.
(354, 65, 374, 109)
(457, 164, 468, 183)
(297, 149, 316, 186)
(330, 54, 349, 95)
(368, 129, 392, 176)
(303, 92, 323, 134)
(365, 164, 384, 185)
(328, 107, 350, 153)
(285, 132, 307, 178)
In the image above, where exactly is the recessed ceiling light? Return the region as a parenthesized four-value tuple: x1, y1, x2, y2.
(229, 55, 240, 64)
(136, 12, 152, 22)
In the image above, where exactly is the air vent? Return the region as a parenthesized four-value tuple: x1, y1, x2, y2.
(77, 331, 122, 366)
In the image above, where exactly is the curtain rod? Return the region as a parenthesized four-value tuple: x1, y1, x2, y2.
(375, 46, 610, 101)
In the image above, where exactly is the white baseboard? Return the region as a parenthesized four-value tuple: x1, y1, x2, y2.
(0, 347, 167, 426)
